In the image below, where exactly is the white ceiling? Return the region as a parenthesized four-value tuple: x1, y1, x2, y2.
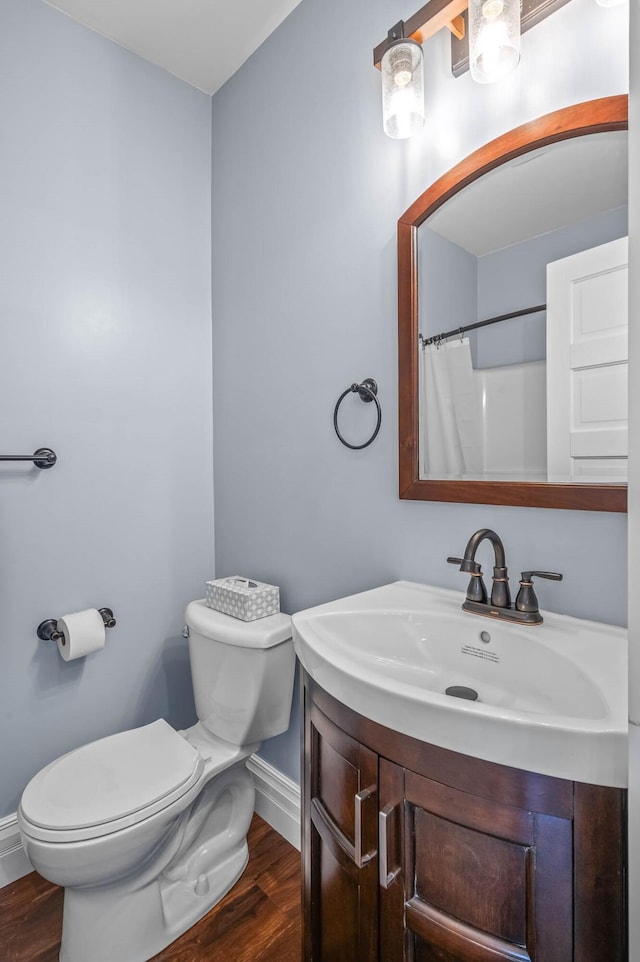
(427, 131, 628, 256)
(43, 0, 304, 95)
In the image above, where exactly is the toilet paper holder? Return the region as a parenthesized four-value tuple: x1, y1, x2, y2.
(37, 608, 117, 642)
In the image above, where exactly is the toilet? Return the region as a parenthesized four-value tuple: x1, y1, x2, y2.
(18, 600, 296, 962)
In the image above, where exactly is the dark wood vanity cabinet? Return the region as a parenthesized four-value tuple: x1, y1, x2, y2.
(302, 673, 627, 962)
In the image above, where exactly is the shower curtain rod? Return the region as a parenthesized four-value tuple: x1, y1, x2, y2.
(420, 304, 546, 348)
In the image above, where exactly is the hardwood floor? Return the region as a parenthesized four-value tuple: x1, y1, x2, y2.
(0, 815, 301, 962)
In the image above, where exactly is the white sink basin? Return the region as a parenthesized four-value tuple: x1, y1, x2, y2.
(292, 581, 628, 787)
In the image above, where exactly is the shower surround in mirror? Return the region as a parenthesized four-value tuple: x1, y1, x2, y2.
(420, 338, 546, 480)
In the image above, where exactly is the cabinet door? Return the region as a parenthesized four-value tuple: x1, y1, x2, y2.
(380, 762, 573, 962)
(303, 696, 378, 962)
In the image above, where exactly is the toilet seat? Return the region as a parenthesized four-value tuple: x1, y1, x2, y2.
(19, 720, 205, 844)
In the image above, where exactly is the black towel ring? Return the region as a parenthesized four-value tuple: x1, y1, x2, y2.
(333, 378, 382, 450)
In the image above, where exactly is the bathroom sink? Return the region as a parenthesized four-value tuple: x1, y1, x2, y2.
(292, 581, 627, 787)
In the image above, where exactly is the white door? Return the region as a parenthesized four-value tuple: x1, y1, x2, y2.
(546, 237, 628, 482)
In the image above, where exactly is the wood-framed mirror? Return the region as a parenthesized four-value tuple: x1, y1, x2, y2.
(398, 96, 628, 511)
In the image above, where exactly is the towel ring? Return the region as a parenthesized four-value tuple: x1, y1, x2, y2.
(333, 378, 382, 450)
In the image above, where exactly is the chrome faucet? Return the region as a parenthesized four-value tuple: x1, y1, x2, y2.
(448, 528, 562, 625)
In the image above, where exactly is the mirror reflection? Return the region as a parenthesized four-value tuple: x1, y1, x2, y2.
(418, 131, 628, 484)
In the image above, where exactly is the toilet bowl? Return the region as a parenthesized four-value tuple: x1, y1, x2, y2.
(19, 603, 295, 962)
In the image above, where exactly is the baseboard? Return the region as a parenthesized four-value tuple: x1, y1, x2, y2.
(0, 814, 32, 888)
(247, 754, 301, 851)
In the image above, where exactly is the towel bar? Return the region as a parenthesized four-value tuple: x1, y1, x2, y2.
(0, 448, 57, 469)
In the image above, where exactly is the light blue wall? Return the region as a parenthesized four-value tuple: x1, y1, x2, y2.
(0, 0, 213, 816)
(211, 0, 629, 783)
(419, 228, 478, 339)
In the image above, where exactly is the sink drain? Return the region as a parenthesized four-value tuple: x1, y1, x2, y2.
(445, 685, 479, 701)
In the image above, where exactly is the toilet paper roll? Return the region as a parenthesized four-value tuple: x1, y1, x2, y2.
(56, 609, 106, 661)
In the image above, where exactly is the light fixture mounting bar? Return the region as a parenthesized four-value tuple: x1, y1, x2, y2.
(374, 0, 468, 68)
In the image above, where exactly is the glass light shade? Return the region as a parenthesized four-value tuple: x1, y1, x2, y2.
(469, 0, 521, 84)
(381, 39, 425, 140)
(594, 0, 625, 8)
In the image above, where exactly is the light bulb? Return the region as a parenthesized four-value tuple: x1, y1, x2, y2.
(469, 0, 521, 83)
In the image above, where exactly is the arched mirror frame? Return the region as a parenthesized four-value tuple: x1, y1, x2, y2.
(398, 95, 629, 512)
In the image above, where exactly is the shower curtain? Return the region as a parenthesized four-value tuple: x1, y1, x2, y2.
(420, 338, 483, 477)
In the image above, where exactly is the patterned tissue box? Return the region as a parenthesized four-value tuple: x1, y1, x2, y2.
(205, 576, 280, 622)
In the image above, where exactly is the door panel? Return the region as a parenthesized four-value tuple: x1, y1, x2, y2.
(388, 763, 572, 962)
(414, 809, 529, 945)
(304, 699, 378, 962)
(546, 236, 628, 481)
(316, 842, 360, 962)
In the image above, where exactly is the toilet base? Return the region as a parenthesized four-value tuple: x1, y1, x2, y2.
(59, 839, 249, 962)
(56, 759, 256, 962)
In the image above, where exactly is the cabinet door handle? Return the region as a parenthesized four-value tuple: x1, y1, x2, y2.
(354, 785, 377, 868)
(379, 802, 401, 889)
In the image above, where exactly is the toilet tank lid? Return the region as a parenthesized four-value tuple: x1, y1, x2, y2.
(19, 720, 203, 834)
(185, 601, 292, 647)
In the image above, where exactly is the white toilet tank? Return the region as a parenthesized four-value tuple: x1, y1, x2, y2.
(184, 600, 295, 746)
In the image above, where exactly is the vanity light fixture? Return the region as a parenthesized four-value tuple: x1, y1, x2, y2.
(381, 24, 425, 139)
(374, 0, 467, 140)
(374, 0, 578, 137)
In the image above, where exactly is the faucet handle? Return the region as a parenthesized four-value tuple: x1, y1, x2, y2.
(521, 570, 563, 583)
(447, 556, 481, 574)
(447, 557, 487, 604)
(515, 570, 563, 613)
